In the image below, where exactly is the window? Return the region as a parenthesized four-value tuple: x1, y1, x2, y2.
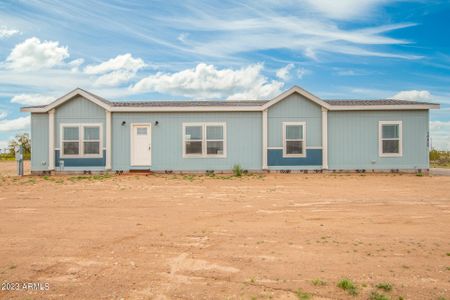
(183, 123, 226, 157)
(61, 124, 102, 157)
(283, 122, 306, 157)
(379, 121, 402, 157)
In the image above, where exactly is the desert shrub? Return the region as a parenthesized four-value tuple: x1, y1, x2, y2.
(337, 278, 358, 296)
(232, 164, 243, 177)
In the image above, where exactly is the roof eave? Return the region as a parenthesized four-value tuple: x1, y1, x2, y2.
(329, 104, 440, 111)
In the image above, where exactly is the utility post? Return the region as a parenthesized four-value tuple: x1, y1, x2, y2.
(15, 144, 24, 176)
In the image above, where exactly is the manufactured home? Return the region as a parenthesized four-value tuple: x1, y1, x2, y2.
(21, 86, 439, 174)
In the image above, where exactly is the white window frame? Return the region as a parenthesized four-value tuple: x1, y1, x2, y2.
(60, 123, 103, 158)
(379, 121, 402, 157)
(282, 121, 306, 158)
(182, 122, 227, 158)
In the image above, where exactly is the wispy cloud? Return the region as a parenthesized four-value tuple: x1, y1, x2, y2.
(304, 0, 388, 21)
(0, 25, 20, 39)
(0, 116, 30, 132)
(11, 94, 54, 106)
(276, 64, 294, 81)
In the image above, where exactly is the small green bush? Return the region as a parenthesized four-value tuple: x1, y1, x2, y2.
(311, 279, 326, 286)
(295, 288, 311, 300)
(376, 282, 392, 292)
(369, 291, 389, 300)
(337, 278, 358, 296)
(232, 164, 243, 177)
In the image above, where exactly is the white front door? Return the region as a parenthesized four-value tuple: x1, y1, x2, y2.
(131, 124, 151, 166)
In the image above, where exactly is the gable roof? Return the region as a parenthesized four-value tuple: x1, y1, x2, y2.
(20, 86, 440, 113)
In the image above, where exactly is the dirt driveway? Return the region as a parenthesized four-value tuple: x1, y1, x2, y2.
(0, 161, 449, 299)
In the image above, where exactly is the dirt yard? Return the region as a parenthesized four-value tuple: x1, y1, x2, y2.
(0, 161, 449, 300)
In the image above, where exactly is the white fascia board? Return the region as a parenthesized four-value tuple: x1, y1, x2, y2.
(329, 104, 440, 111)
(262, 86, 332, 110)
(110, 106, 262, 112)
(21, 88, 112, 113)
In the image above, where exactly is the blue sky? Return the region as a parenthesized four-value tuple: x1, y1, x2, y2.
(0, 0, 449, 150)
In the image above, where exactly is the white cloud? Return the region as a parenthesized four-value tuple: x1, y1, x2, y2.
(0, 26, 20, 39)
(94, 70, 136, 87)
(0, 116, 30, 132)
(84, 53, 146, 87)
(430, 121, 450, 150)
(84, 53, 145, 74)
(6, 37, 69, 70)
(276, 64, 294, 81)
(305, 0, 387, 20)
(132, 63, 284, 99)
(11, 94, 54, 106)
(392, 90, 432, 101)
(68, 58, 84, 72)
(296, 67, 308, 79)
(0, 111, 7, 119)
(177, 33, 189, 43)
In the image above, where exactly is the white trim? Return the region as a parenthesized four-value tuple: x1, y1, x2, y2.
(330, 104, 439, 111)
(20, 86, 440, 113)
(321, 108, 328, 169)
(22, 103, 439, 113)
(105, 111, 112, 170)
(262, 86, 331, 110)
(282, 121, 306, 158)
(60, 123, 103, 158)
(130, 123, 152, 167)
(378, 121, 403, 157)
(262, 110, 268, 169)
(268, 146, 321, 150)
(48, 109, 55, 170)
(182, 122, 227, 158)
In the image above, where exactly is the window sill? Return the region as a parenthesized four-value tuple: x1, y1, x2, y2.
(379, 153, 403, 158)
(183, 154, 227, 159)
(283, 154, 306, 158)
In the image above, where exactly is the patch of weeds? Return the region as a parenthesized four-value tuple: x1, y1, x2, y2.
(183, 175, 195, 181)
(295, 289, 310, 300)
(27, 178, 36, 184)
(337, 278, 358, 296)
(446, 267, 450, 271)
(92, 174, 111, 180)
(311, 279, 326, 286)
(232, 164, 243, 177)
(43, 175, 50, 180)
(249, 277, 256, 284)
(369, 291, 389, 300)
(416, 172, 423, 177)
(376, 282, 392, 292)
(9, 265, 17, 269)
(446, 252, 450, 256)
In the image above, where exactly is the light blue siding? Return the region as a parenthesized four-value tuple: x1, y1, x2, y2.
(328, 110, 429, 170)
(31, 113, 49, 171)
(112, 112, 262, 171)
(268, 93, 322, 147)
(55, 96, 106, 146)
